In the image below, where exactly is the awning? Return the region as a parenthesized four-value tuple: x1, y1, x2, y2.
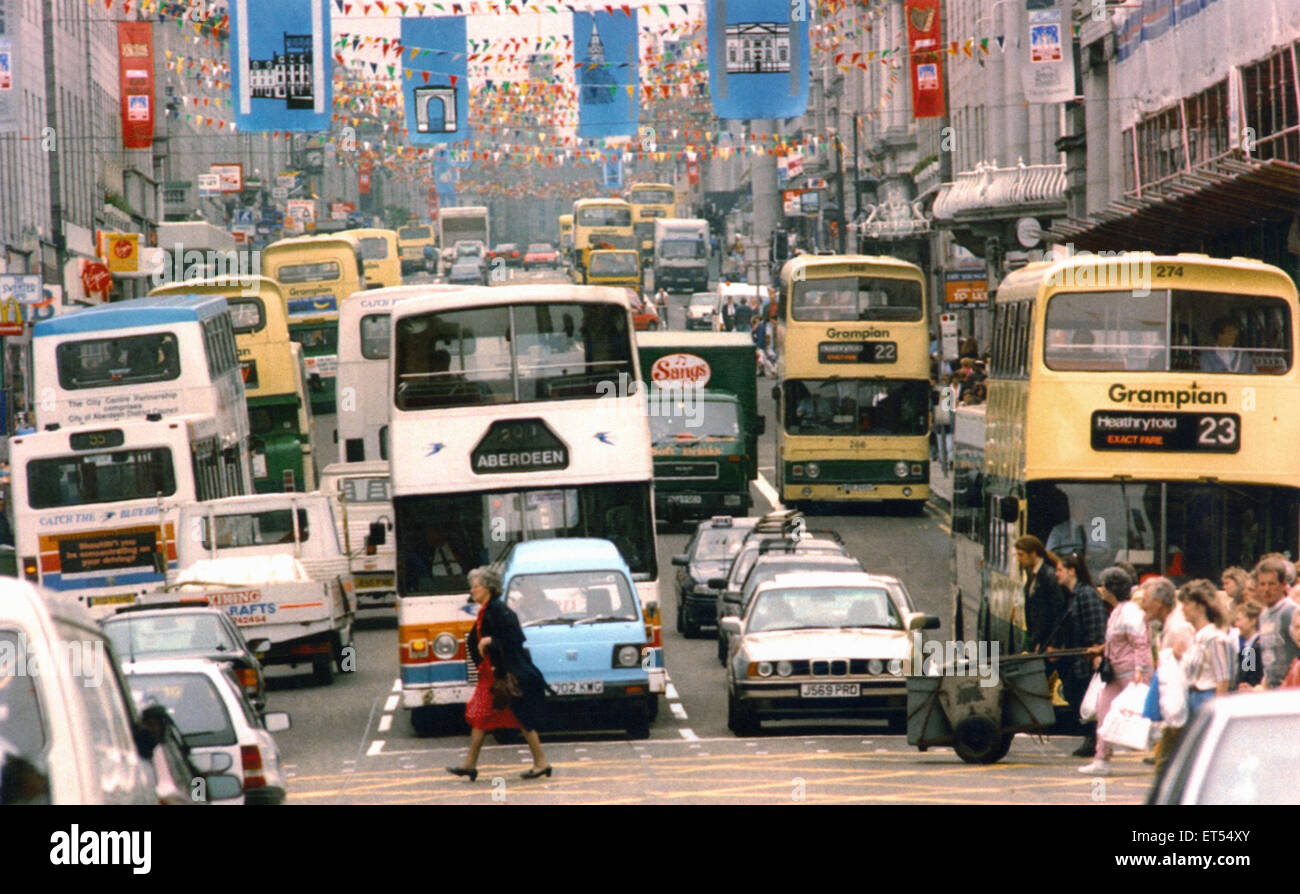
(1046, 157, 1300, 251)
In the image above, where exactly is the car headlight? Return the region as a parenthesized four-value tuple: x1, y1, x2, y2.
(776, 660, 793, 677)
(756, 661, 773, 677)
(432, 633, 458, 659)
(868, 659, 884, 675)
(894, 461, 909, 478)
(806, 462, 820, 479)
(614, 645, 640, 668)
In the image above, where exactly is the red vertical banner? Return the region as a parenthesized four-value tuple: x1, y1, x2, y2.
(359, 160, 373, 195)
(906, 0, 945, 119)
(117, 22, 155, 149)
(686, 157, 700, 186)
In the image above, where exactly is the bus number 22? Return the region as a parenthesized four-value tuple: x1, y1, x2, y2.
(1197, 416, 1236, 447)
(873, 343, 896, 362)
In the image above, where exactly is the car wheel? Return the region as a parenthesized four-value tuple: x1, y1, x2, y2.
(625, 701, 651, 739)
(727, 691, 759, 737)
(952, 714, 1005, 764)
(410, 705, 439, 738)
(311, 655, 335, 686)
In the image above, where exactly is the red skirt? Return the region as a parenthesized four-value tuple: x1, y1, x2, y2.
(465, 657, 522, 731)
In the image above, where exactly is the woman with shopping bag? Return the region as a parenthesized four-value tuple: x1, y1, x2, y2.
(1080, 567, 1152, 776)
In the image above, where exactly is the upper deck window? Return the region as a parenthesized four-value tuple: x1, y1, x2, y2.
(394, 302, 633, 410)
(632, 189, 674, 205)
(577, 206, 632, 227)
(276, 260, 341, 283)
(358, 237, 390, 261)
(792, 276, 923, 323)
(56, 333, 181, 390)
(1044, 290, 1292, 374)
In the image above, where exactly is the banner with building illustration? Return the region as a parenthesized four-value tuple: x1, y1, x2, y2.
(117, 22, 155, 149)
(401, 17, 469, 147)
(0, 0, 19, 134)
(706, 0, 810, 120)
(906, 0, 945, 119)
(1021, 0, 1076, 104)
(573, 9, 639, 139)
(229, 0, 332, 132)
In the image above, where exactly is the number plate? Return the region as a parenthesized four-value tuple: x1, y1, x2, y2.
(667, 494, 703, 504)
(551, 679, 605, 695)
(91, 593, 137, 607)
(353, 574, 394, 590)
(800, 683, 860, 698)
(429, 686, 474, 705)
(844, 484, 877, 493)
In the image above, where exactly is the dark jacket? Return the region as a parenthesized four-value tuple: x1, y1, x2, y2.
(1063, 582, 1108, 679)
(466, 597, 551, 728)
(1023, 559, 1068, 653)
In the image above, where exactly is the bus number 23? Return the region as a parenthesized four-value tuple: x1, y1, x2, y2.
(1197, 416, 1236, 447)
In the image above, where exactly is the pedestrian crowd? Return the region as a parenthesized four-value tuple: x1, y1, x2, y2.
(930, 336, 990, 472)
(1012, 537, 1300, 776)
(719, 291, 779, 377)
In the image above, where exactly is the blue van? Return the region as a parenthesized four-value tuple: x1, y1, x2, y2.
(500, 538, 656, 739)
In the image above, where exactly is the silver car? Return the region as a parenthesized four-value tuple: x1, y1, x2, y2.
(1148, 689, 1300, 804)
(721, 571, 939, 736)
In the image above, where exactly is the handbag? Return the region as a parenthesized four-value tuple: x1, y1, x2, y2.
(1097, 655, 1115, 684)
(489, 672, 523, 710)
(1079, 672, 1104, 722)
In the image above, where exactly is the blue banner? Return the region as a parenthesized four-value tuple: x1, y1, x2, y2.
(402, 17, 470, 147)
(229, 0, 332, 132)
(573, 10, 639, 140)
(707, 0, 810, 121)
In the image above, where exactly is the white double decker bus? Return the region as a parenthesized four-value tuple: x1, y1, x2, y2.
(388, 285, 660, 736)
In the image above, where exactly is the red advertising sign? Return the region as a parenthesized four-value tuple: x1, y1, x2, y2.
(117, 22, 155, 149)
(359, 161, 372, 195)
(81, 261, 112, 297)
(686, 158, 700, 186)
(906, 0, 945, 119)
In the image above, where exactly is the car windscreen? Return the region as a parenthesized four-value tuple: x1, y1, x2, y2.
(506, 570, 638, 626)
(784, 379, 930, 436)
(589, 254, 638, 277)
(692, 526, 750, 561)
(104, 614, 240, 659)
(747, 586, 900, 633)
(527, 244, 553, 253)
(200, 508, 310, 549)
(661, 239, 706, 260)
(742, 559, 864, 604)
(689, 293, 717, 307)
(650, 399, 739, 440)
(127, 672, 236, 747)
(0, 629, 46, 755)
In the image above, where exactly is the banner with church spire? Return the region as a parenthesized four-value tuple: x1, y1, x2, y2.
(573, 9, 639, 140)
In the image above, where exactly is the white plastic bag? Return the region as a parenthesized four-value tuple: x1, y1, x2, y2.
(1098, 682, 1153, 751)
(1079, 672, 1104, 722)
(1157, 649, 1189, 728)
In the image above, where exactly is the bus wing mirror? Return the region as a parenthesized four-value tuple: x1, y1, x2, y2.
(999, 496, 1020, 525)
(756, 415, 766, 436)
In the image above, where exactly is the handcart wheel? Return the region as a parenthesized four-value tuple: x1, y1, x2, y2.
(952, 714, 1005, 764)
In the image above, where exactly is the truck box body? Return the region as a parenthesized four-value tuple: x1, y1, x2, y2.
(653, 218, 710, 293)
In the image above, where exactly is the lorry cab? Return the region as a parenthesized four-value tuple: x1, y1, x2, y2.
(499, 538, 659, 738)
(320, 461, 395, 609)
(584, 250, 642, 291)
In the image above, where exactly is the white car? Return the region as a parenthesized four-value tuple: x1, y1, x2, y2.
(123, 658, 291, 805)
(720, 572, 939, 736)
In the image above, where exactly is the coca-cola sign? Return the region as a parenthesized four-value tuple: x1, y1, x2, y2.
(650, 353, 711, 387)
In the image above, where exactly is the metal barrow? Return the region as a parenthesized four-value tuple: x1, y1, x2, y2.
(905, 649, 1089, 764)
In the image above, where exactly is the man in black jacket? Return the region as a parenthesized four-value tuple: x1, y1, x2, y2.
(1014, 535, 1068, 653)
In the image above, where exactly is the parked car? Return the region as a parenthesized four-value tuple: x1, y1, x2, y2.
(102, 605, 269, 715)
(686, 291, 720, 330)
(500, 538, 661, 738)
(123, 658, 291, 805)
(523, 242, 559, 269)
(721, 572, 939, 736)
(671, 516, 759, 638)
(1148, 689, 1300, 804)
(0, 578, 162, 804)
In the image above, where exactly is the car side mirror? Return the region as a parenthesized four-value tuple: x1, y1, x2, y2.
(756, 415, 766, 436)
(999, 496, 1020, 525)
(263, 712, 292, 734)
(909, 614, 941, 631)
(246, 638, 271, 658)
(719, 617, 742, 637)
(671, 554, 689, 566)
(707, 577, 728, 590)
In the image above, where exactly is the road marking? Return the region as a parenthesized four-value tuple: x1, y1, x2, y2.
(391, 678, 400, 693)
(665, 683, 680, 700)
(366, 740, 385, 757)
(679, 728, 700, 740)
(754, 473, 782, 510)
(670, 703, 689, 720)
(378, 714, 393, 733)
(384, 695, 400, 712)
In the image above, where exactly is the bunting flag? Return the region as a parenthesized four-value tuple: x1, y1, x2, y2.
(573, 8, 639, 139)
(1022, 0, 1076, 103)
(905, 0, 944, 119)
(706, 0, 810, 121)
(229, 0, 333, 132)
(401, 16, 470, 145)
(0, 0, 19, 134)
(118, 22, 156, 149)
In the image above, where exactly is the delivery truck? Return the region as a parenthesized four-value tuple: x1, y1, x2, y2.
(653, 218, 710, 293)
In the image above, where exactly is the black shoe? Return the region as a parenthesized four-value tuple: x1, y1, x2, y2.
(446, 766, 478, 782)
(1072, 739, 1096, 758)
(520, 765, 553, 779)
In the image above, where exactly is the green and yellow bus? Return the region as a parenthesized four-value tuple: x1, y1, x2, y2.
(629, 182, 676, 262)
(572, 198, 635, 282)
(774, 254, 930, 512)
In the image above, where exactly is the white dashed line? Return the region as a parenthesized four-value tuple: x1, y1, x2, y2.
(754, 473, 782, 510)
(378, 714, 393, 733)
(670, 703, 689, 721)
(366, 740, 385, 757)
(390, 678, 401, 693)
(384, 695, 400, 712)
(665, 683, 680, 700)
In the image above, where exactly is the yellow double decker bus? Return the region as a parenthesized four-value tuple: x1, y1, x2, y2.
(571, 198, 634, 282)
(558, 214, 574, 261)
(774, 254, 931, 513)
(629, 182, 675, 261)
(149, 276, 316, 494)
(955, 253, 1300, 652)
